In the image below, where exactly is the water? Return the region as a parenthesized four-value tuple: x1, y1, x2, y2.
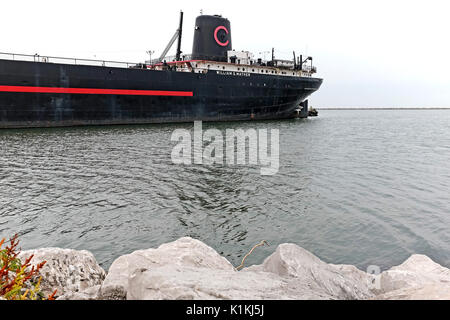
(1, 109, 450, 271)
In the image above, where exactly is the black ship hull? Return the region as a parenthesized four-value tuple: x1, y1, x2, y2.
(0, 59, 322, 128)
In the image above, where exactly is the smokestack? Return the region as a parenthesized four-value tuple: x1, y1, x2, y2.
(191, 15, 232, 62)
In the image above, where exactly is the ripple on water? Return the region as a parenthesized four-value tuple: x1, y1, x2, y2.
(0, 110, 450, 270)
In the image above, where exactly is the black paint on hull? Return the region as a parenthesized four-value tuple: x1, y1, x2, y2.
(0, 59, 322, 128)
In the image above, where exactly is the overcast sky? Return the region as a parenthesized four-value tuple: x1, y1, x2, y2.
(1, 0, 449, 107)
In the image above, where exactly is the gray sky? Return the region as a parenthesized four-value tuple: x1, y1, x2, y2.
(1, 0, 449, 107)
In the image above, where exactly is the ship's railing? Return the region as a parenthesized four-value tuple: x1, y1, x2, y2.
(0, 52, 141, 69)
(147, 54, 194, 65)
(154, 54, 316, 70)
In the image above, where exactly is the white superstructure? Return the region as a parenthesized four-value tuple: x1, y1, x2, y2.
(150, 52, 317, 78)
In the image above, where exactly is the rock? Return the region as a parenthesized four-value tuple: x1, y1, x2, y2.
(119, 238, 372, 300)
(16, 239, 450, 300)
(374, 254, 450, 295)
(127, 265, 325, 300)
(56, 285, 101, 300)
(100, 237, 234, 300)
(18, 248, 106, 298)
(246, 244, 374, 300)
(373, 284, 450, 300)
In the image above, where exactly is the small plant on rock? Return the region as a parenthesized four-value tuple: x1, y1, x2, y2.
(0, 234, 56, 300)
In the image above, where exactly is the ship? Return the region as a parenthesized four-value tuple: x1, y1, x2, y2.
(0, 12, 323, 129)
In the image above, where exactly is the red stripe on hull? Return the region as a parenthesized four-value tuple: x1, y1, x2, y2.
(0, 85, 193, 97)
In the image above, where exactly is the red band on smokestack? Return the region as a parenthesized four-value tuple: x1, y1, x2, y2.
(214, 26, 229, 47)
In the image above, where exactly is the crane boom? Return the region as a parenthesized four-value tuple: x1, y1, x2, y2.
(157, 11, 184, 63)
(158, 30, 179, 62)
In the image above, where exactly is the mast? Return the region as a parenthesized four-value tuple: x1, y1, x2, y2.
(293, 51, 297, 69)
(176, 11, 184, 61)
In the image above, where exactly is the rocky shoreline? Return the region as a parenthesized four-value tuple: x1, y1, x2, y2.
(14, 237, 450, 300)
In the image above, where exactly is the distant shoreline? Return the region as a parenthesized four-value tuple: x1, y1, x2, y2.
(317, 107, 450, 110)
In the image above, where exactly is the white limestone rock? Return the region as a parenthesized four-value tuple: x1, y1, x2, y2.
(23, 238, 450, 300)
(129, 267, 274, 300)
(56, 285, 101, 300)
(374, 254, 450, 295)
(18, 248, 106, 298)
(121, 239, 373, 300)
(100, 237, 234, 300)
(245, 244, 374, 300)
(127, 265, 335, 300)
(374, 284, 450, 300)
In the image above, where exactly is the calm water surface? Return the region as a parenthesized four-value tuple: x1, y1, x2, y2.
(1, 109, 449, 270)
